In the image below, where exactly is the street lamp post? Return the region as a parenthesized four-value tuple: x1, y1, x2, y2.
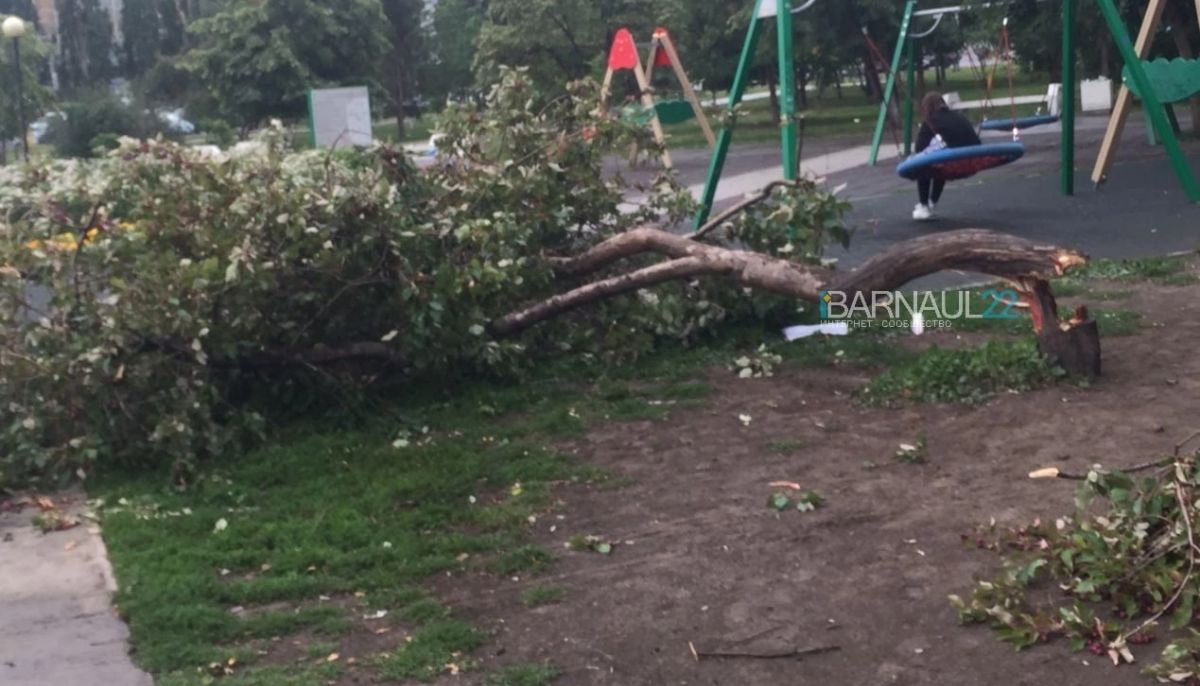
(2, 16, 28, 163)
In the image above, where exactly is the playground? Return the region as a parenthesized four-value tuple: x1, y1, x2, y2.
(7, 0, 1200, 684)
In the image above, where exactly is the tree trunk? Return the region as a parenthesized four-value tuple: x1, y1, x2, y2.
(492, 227, 1097, 380)
(798, 66, 808, 108)
(767, 71, 780, 124)
(834, 69, 843, 99)
(863, 52, 883, 101)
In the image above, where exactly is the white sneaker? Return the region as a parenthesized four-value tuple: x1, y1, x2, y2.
(912, 203, 933, 221)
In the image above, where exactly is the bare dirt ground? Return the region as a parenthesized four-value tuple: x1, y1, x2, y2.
(428, 271, 1200, 686)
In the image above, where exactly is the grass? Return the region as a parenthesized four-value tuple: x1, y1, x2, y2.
(95, 322, 820, 684)
(660, 66, 1052, 149)
(768, 439, 807, 454)
(521, 585, 567, 608)
(858, 339, 1064, 405)
(486, 662, 563, 686)
(1063, 255, 1189, 283)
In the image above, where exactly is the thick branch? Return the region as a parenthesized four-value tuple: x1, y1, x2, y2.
(495, 242, 831, 336)
(492, 257, 714, 336)
(829, 229, 1087, 294)
(497, 228, 1088, 338)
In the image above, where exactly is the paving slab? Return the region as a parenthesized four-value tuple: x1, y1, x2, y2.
(0, 493, 153, 686)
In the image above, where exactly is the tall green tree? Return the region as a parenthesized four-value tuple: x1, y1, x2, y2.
(475, 0, 655, 94)
(55, 0, 115, 90)
(121, 0, 161, 78)
(0, 0, 37, 22)
(380, 0, 424, 138)
(184, 0, 392, 126)
(0, 29, 51, 162)
(428, 0, 486, 102)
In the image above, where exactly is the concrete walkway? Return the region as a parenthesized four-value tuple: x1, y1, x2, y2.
(0, 493, 153, 686)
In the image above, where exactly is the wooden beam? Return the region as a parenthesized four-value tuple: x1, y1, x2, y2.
(1090, 0, 1167, 186)
(654, 29, 716, 148)
(630, 58, 672, 168)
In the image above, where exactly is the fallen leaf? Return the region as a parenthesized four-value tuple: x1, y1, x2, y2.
(326, 653, 339, 663)
(63, 540, 77, 551)
(213, 518, 228, 533)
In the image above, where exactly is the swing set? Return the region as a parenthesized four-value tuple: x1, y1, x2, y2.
(694, 0, 1200, 227)
(866, 0, 1200, 202)
(599, 27, 715, 169)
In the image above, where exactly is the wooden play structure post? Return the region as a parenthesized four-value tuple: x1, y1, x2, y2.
(694, 0, 809, 227)
(600, 28, 672, 168)
(1089, 0, 1167, 189)
(645, 28, 716, 148)
(1092, 0, 1200, 202)
(1090, 0, 1200, 203)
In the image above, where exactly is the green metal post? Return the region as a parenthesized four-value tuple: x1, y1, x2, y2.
(693, 0, 766, 227)
(868, 0, 915, 166)
(903, 36, 916, 156)
(777, 0, 798, 180)
(1060, 0, 1075, 195)
(1095, 0, 1200, 202)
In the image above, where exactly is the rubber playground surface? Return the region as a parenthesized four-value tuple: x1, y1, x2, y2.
(661, 113, 1200, 274)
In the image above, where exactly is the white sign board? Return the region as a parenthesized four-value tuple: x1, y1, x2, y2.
(1081, 78, 1113, 113)
(308, 86, 373, 149)
(757, 0, 778, 17)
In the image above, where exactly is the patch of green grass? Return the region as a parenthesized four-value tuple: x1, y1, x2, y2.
(858, 339, 1063, 405)
(486, 662, 563, 686)
(1095, 309, 1142, 337)
(1084, 289, 1134, 301)
(489, 545, 554, 576)
(399, 597, 452, 623)
(661, 69, 1050, 149)
(306, 642, 337, 659)
(521, 585, 567, 608)
(1068, 256, 1187, 282)
(768, 439, 807, 454)
(378, 620, 486, 682)
(97, 404, 584, 679)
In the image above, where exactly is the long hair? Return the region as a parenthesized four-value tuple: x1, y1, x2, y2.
(920, 91, 947, 118)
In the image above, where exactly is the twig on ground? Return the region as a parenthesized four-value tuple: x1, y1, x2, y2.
(1030, 458, 1175, 481)
(691, 644, 840, 660)
(1110, 480, 1197, 658)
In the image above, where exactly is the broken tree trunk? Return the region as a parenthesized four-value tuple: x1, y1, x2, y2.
(491, 227, 1101, 377)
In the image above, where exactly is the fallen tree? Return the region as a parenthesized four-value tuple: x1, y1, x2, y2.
(0, 68, 1099, 489)
(492, 208, 1098, 377)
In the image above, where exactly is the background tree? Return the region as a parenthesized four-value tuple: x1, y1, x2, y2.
(55, 0, 115, 91)
(0, 28, 50, 163)
(427, 0, 487, 102)
(380, 0, 425, 139)
(183, 0, 392, 126)
(121, 0, 162, 78)
(475, 0, 654, 93)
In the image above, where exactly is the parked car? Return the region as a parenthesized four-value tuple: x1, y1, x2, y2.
(156, 108, 196, 134)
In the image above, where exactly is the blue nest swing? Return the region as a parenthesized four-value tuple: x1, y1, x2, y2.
(896, 142, 1026, 181)
(979, 113, 1060, 131)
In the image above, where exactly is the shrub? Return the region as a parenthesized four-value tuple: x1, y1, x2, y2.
(44, 95, 164, 158)
(0, 68, 849, 488)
